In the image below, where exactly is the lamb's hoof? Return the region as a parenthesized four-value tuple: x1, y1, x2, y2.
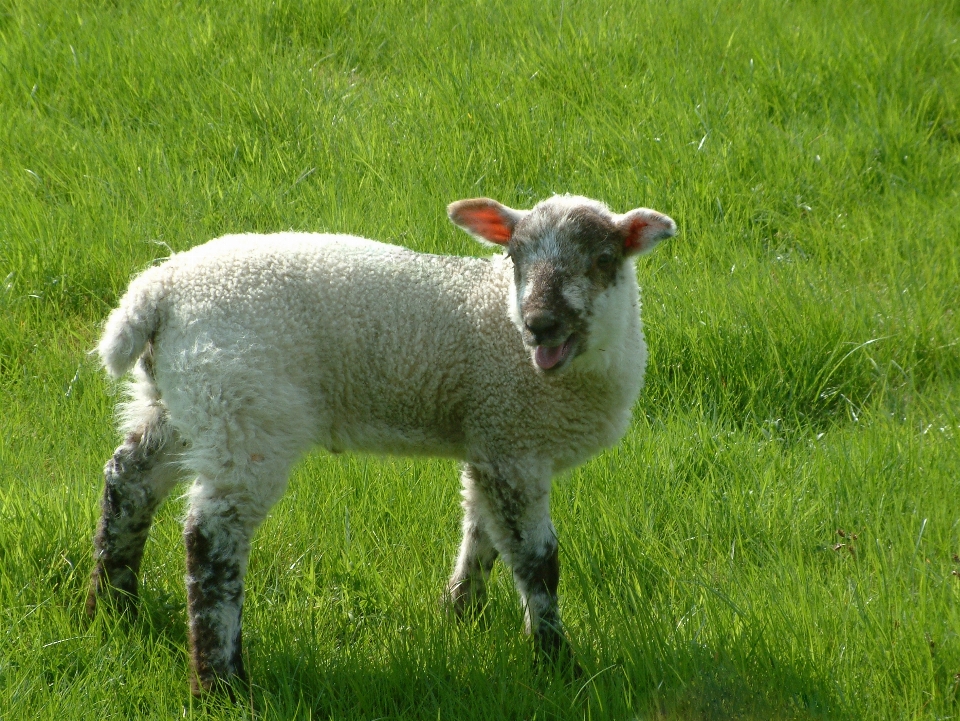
(443, 582, 487, 623)
(86, 570, 139, 619)
(534, 629, 582, 679)
(191, 667, 247, 701)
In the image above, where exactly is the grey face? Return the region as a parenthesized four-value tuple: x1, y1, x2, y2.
(508, 203, 627, 371)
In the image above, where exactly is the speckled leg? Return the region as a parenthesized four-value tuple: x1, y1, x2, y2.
(461, 462, 570, 661)
(447, 467, 500, 617)
(184, 500, 247, 695)
(87, 420, 181, 617)
(184, 472, 288, 696)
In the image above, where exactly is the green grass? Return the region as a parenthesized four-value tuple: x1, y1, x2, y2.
(1, 0, 958, 717)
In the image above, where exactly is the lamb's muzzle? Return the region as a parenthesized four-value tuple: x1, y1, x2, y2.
(88, 194, 675, 693)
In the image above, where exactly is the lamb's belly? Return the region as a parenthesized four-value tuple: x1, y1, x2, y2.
(318, 355, 469, 460)
(329, 421, 466, 459)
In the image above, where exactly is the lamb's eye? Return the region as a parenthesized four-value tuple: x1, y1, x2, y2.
(595, 253, 616, 270)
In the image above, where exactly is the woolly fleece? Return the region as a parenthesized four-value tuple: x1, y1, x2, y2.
(100, 232, 648, 479)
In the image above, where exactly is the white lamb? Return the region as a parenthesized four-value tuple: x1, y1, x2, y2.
(87, 194, 675, 694)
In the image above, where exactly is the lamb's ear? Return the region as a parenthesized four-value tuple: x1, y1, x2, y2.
(616, 208, 677, 256)
(447, 198, 526, 246)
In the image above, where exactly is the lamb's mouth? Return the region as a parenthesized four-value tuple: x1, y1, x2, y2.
(534, 334, 577, 371)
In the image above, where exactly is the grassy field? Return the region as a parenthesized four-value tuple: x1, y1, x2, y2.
(1, 0, 959, 717)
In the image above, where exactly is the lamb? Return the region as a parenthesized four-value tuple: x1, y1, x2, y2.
(86, 194, 676, 694)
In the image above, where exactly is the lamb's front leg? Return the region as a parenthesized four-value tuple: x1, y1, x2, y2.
(462, 462, 570, 661)
(447, 469, 499, 617)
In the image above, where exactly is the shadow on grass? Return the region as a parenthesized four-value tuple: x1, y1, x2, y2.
(238, 631, 845, 720)
(67, 595, 846, 719)
(70, 566, 845, 718)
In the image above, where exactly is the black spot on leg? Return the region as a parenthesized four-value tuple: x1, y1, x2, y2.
(516, 543, 573, 663)
(463, 463, 577, 670)
(515, 543, 560, 598)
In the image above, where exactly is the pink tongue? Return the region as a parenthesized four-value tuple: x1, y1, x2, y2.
(535, 339, 571, 370)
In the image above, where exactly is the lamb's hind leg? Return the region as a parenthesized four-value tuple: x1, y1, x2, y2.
(184, 464, 289, 696)
(87, 413, 182, 617)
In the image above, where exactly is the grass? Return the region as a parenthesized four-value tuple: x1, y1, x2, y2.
(1, 0, 958, 717)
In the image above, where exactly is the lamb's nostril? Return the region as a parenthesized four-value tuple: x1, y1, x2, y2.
(525, 311, 560, 340)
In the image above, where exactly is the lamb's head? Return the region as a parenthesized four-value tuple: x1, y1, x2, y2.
(448, 194, 676, 373)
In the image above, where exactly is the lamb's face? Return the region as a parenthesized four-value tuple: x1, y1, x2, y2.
(507, 199, 629, 371)
(448, 195, 676, 373)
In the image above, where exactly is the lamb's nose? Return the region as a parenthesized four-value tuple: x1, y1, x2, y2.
(524, 310, 561, 342)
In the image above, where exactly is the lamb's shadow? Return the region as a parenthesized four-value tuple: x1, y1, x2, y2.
(76, 568, 844, 718)
(241, 628, 845, 720)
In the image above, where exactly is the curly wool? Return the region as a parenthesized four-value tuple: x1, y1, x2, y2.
(100, 232, 645, 479)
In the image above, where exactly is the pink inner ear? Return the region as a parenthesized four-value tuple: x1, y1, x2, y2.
(462, 207, 512, 244)
(623, 216, 649, 252)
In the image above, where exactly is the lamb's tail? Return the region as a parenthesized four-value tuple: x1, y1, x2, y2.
(98, 267, 168, 379)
